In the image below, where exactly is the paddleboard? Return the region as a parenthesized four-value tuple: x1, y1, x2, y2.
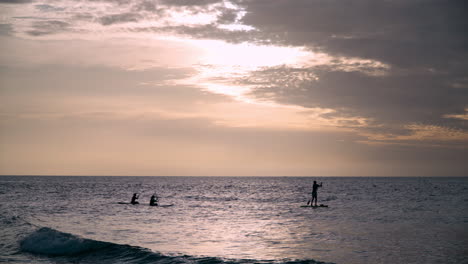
(118, 202, 173, 207)
(301, 204, 328, 208)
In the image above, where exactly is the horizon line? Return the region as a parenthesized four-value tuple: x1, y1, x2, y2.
(0, 175, 466, 178)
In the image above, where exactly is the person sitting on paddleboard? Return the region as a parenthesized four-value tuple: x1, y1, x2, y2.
(131, 193, 139, 204)
(310, 181, 322, 206)
(149, 194, 158, 206)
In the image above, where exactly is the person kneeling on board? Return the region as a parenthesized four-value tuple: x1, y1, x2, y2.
(131, 193, 139, 205)
(149, 194, 159, 206)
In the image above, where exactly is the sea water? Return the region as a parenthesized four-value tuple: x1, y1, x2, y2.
(0, 176, 467, 264)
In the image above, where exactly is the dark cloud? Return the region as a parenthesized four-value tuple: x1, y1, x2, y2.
(240, 0, 468, 70)
(84, 0, 129, 5)
(246, 66, 468, 133)
(12, 16, 48, 20)
(98, 12, 142, 25)
(217, 8, 238, 24)
(35, 4, 65, 12)
(134, 0, 159, 12)
(26, 20, 70, 36)
(0, 24, 13, 35)
(0, 0, 32, 3)
(73, 13, 95, 21)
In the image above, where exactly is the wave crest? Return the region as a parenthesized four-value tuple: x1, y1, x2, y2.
(20, 227, 110, 256)
(20, 227, 331, 264)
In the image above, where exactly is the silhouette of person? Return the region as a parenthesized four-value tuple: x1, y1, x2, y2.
(310, 181, 323, 206)
(149, 194, 158, 206)
(131, 193, 139, 204)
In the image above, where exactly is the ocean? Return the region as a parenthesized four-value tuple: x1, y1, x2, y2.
(0, 176, 467, 264)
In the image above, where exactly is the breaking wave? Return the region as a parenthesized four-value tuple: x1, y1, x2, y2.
(20, 227, 331, 264)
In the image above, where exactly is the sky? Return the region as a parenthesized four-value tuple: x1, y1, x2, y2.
(0, 0, 467, 176)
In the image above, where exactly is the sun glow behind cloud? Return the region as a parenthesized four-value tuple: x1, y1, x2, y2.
(197, 40, 310, 68)
(172, 39, 315, 100)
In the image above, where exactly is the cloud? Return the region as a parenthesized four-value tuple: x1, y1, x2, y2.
(0, 36, 208, 70)
(134, 24, 256, 42)
(134, 0, 160, 12)
(0, 64, 198, 98)
(216, 8, 238, 24)
(34, 4, 66, 12)
(158, 0, 222, 6)
(247, 66, 466, 123)
(0, 0, 32, 3)
(0, 24, 13, 35)
(98, 12, 142, 25)
(240, 0, 468, 69)
(5, 0, 251, 39)
(26, 20, 70, 36)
